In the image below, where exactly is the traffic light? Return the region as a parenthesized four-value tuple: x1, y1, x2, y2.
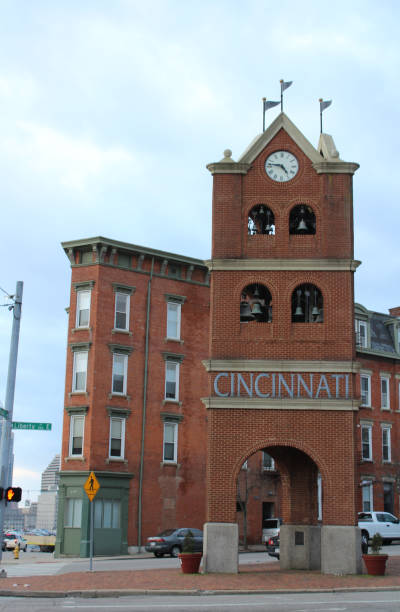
(5, 487, 22, 503)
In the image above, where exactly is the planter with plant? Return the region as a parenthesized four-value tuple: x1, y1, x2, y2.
(178, 530, 203, 574)
(362, 532, 388, 575)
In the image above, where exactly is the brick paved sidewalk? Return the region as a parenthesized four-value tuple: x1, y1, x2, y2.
(1, 557, 400, 597)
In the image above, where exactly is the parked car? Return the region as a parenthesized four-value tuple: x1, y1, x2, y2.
(145, 528, 203, 557)
(358, 511, 400, 544)
(2, 532, 28, 552)
(266, 532, 280, 559)
(262, 518, 283, 543)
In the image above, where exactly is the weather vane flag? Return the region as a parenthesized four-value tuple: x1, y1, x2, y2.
(280, 79, 293, 111)
(319, 98, 332, 133)
(262, 98, 279, 132)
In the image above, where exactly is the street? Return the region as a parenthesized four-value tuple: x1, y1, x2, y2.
(0, 591, 399, 611)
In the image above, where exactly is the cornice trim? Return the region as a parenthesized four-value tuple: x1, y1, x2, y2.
(313, 161, 359, 175)
(206, 162, 252, 175)
(201, 396, 359, 411)
(205, 258, 361, 272)
(202, 359, 361, 373)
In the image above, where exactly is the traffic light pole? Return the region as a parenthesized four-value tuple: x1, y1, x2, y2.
(0, 281, 23, 566)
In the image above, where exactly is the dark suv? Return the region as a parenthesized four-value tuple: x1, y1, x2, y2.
(145, 528, 203, 557)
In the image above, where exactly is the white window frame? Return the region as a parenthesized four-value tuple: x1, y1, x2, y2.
(360, 374, 371, 407)
(361, 481, 373, 512)
(111, 353, 128, 396)
(163, 421, 178, 463)
(72, 351, 88, 392)
(167, 302, 181, 340)
(262, 452, 275, 471)
(76, 290, 91, 328)
(382, 425, 391, 462)
(361, 424, 372, 461)
(69, 414, 85, 457)
(380, 376, 390, 410)
(109, 416, 126, 459)
(355, 319, 368, 348)
(164, 361, 180, 401)
(94, 499, 121, 528)
(65, 498, 83, 527)
(114, 292, 130, 331)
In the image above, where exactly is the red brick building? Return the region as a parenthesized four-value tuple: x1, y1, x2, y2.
(56, 114, 400, 567)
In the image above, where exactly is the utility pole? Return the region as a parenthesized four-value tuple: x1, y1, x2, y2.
(0, 281, 23, 567)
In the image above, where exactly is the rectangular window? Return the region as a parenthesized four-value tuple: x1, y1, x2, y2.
(362, 482, 373, 512)
(163, 422, 178, 462)
(360, 375, 371, 407)
(114, 292, 130, 331)
(109, 417, 125, 458)
(355, 319, 367, 348)
(165, 361, 179, 401)
(112, 354, 127, 395)
(361, 424, 372, 461)
(381, 377, 390, 410)
(65, 498, 82, 527)
(76, 290, 91, 328)
(94, 499, 120, 528)
(167, 302, 181, 340)
(382, 426, 391, 462)
(69, 414, 84, 456)
(262, 452, 275, 471)
(72, 351, 88, 392)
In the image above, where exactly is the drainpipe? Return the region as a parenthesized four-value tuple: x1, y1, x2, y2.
(137, 257, 154, 552)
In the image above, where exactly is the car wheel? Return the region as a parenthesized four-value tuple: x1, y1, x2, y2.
(154, 552, 164, 558)
(170, 545, 180, 558)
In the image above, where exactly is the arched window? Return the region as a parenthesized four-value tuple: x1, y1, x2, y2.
(240, 283, 272, 322)
(291, 284, 323, 323)
(289, 205, 316, 235)
(248, 205, 275, 235)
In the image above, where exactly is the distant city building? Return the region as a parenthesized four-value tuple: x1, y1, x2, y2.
(36, 455, 60, 532)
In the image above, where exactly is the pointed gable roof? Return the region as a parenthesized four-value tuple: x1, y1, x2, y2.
(238, 112, 322, 165)
(207, 112, 359, 175)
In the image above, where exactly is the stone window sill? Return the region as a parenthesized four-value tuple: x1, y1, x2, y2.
(162, 399, 182, 406)
(65, 456, 86, 462)
(106, 457, 128, 464)
(112, 328, 132, 336)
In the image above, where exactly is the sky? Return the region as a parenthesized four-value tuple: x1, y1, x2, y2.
(0, 0, 399, 506)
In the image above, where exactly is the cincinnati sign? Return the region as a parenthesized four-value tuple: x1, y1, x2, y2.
(213, 372, 350, 399)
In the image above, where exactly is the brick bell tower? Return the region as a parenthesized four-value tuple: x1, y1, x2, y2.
(203, 113, 361, 574)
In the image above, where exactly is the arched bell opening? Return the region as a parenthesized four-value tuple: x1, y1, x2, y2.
(289, 204, 316, 235)
(240, 283, 272, 323)
(291, 283, 323, 323)
(248, 205, 275, 235)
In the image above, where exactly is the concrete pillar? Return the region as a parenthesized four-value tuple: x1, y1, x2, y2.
(321, 526, 362, 575)
(280, 524, 321, 570)
(203, 522, 238, 574)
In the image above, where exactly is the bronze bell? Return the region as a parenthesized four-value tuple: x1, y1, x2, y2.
(240, 301, 255, 321)
(251, 302, 263, 316)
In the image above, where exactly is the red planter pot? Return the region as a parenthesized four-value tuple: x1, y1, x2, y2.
(362, 554, 388, 576)
(178, 552, 203, 574)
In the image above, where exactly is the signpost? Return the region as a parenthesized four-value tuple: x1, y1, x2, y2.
(0, 409, 8, 419)
(12, 422, 52, 431)
(84, 471, 100, 570)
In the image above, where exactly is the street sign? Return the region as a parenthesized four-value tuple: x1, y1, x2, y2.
(84, 471, 100, 502)
(0, 408, 8, 419)
(12, 422, 52, 431)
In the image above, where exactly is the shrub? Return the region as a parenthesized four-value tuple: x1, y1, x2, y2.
(182, 530, 195, 553)
(370, 532, 383, 554)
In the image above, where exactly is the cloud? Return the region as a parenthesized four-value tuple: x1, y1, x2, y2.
(4, 121, 139, 192)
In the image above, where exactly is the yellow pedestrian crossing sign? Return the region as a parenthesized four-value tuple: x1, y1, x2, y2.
(84, 471, 100, 501)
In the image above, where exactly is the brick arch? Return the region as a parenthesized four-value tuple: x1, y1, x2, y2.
(235, 278, 278, 309)
(283, 199, 321, 224)
(231, 439, 331, 525)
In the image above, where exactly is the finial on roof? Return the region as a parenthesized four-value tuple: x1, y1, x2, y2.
(218, 149, 235, 163)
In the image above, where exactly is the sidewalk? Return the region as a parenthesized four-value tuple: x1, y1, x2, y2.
(1, 556, 400, 598)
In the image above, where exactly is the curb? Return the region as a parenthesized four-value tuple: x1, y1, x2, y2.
(1, 586, 400, 598)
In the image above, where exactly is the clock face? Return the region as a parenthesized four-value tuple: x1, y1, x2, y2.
(265, 151, 299, 182)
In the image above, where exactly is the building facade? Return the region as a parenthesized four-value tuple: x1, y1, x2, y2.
(56, 114, 400, 561)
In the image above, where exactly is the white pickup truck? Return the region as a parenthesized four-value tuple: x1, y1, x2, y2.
(358, 511, 400, 544)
